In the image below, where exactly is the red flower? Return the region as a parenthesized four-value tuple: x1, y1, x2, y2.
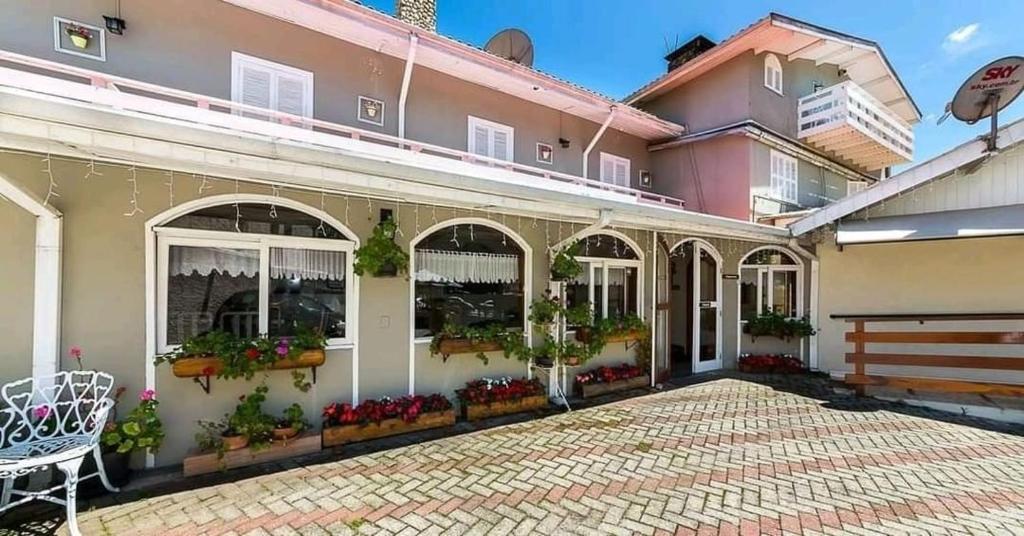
(201, 365, 216, 376)
(245, 348, 261, 361)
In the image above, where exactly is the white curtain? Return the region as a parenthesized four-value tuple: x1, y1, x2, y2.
(415, 249, 519, 284)
(169, 246, 259, 277)
(270, 248, 346, 281)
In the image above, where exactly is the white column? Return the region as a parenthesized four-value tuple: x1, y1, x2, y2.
(32, 215, 62, 379)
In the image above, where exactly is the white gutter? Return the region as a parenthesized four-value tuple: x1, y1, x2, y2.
(788, 239, 819, 371)
(397, 32, 418, 140)
(0, 175, 62, 379)
(582, 107, 617, 179)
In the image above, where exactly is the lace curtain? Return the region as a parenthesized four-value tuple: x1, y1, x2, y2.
(169, 246, 259, 277)
(415, 249, 519, 284)
(270, 248, 346, 281)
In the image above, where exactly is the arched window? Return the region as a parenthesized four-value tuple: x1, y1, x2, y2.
(156, 202, 355, 350)
(413, 223, 526, 338)
(739, 247, 801, 322)
(564, 233, 642, 323)
(764, 53, 783, 95)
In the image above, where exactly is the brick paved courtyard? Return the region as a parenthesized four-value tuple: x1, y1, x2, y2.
(12, 376, 1024, 535)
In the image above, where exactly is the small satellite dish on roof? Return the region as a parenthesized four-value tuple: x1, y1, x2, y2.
(484, 28, 534, 67)
(943, 56, 1024, 151)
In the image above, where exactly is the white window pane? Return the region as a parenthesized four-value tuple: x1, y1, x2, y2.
(269, 248, 346, 339)
(166, 246, 260, 344)
(772, 270, 797, 317)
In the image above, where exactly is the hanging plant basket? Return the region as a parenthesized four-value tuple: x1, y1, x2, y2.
(353, 219, 409, 278)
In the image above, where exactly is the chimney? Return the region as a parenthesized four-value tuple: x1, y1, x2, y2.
(664, 35, 716, 72)
(396, 0, 436, 32)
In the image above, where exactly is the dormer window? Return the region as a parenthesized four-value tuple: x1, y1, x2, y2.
(764, 53, 783, 95)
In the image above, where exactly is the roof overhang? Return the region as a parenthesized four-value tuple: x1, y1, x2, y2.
(221, 0, 684, 140)
(0, 76, 787, 244)
(836, 204, 1024, 245)
(626, 13, 920, 124)
(791, 117, 1024, 236)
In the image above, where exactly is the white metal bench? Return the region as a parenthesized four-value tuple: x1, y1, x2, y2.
(0, 371, 118, 536)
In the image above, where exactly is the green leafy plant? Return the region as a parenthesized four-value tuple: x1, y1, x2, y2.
(429, 322, 529, 365)
(154, 327, 326, 390)
(353, 219, 409, 277)
(277, 403, 308, 434)
(101, 389, 165, 455)
(528, 290, 562, 326)
(744, 310, 816, 341)
(549, 242, 583, 281)
(194, 384, 276, 458)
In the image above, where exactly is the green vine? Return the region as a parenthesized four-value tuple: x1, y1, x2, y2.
(353, 219, 409, 277)
(744, 310, 816, 341)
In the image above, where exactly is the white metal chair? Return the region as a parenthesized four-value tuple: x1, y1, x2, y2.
(0, 371, 118, 536)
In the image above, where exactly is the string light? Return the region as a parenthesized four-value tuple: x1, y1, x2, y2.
(393, 201, 403, 237)
(83, 160, 102, 180)
(366, 197, 372, 221)
(164, 171, 175, 208)
(41, 154, 59, 206)
(269, 185, 281, 219)
(123, 165, 143, 217)
(317, 181, 327, 237)
(197, 174, 212, 196)
(414, 204, 421, 235)
(450, 224, 460, 248)
(343, 195, 350, 226)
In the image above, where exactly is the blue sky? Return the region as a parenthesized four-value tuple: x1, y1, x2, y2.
(365, 0, 1023, 166)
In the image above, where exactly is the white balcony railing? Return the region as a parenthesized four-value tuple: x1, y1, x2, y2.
(0, 49, 684, 210)
(797, 81, 914, 172)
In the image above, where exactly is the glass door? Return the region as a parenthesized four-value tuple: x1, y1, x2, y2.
(692, 243, 722, 373)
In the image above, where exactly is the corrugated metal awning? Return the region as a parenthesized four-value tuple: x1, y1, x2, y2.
(837, 204, 1024, 244)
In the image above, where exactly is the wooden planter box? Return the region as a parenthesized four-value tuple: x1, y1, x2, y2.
(461, 394, 548, 421)
(575, 328, 645, 345)
(171, 349, 326, 378)
(577, 375, 649, 398)
(435, 338, 503, 357)
(322, 409, 455, 448)
(182, 431, 321, 477)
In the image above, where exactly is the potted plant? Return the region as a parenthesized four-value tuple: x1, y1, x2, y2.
(549, 242, 583, 281)
(353, 219, 409, 277)
(744, 311, 816, 341)
(273, 403, 308, 441)
(455, 377, 547, 421)
(574, 363, 647, 398)
(429, 321, 528, 364)
(322, 394, 454, 447)
(65, 23, 92, 49)
(96, 388, 165, 488)
(195, 384, 275, 457)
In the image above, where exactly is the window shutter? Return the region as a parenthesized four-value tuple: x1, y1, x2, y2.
(472, 125, 490, 157)
(240, 65, 272, 110)
(601, 157, 614, 183)
(276, 74, 307, 118)
(492, 129, 510, 161)
(614, 160, 628, 186)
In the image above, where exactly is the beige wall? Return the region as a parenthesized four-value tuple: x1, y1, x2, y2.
(639, 54, 752, 132)
(817, 235, 1024, 384)
(0, 151, 661, 465)
(748, 53, 844, 139)
(0, 198, 35, 382)
(0, 0, 651, 186)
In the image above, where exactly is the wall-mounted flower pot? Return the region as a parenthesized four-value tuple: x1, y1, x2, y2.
(435, 338, 502, 357)
(170, 349, 326, 378)
(574, 328, 644, 344)
(322, 409, 455, 448)
(221, 434, 249, 452)
(69, 35, 90, 49)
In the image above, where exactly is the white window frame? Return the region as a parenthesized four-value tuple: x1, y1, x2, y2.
(576, 258, 644, 321)
(467, 116, 515, 161)
(599, 152, 631, 187)
(769, 150, 798, 204)
(155, 227, 355, 353)
(847, 180, 868, 196)
(764, 53, 783, 95)
(738, 247, 803, 323)
(231, 51, 314, 118)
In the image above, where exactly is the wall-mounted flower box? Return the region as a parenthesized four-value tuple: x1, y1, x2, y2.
(462, 394, 548, 421)
(577, 376, 648, 398)
(170, 349, 326, 378)
(182, 431, 321, 477)
(575, 328, 645, 345)
(322, 409, 455, 447)
(435, 338, 503, 357)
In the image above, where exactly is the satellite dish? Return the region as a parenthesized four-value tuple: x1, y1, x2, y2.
(484, 28, 534, 67)
(946, 56, 1024, 150)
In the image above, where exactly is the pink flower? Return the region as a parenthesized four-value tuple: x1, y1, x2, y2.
(69, 346, 82, 359)
(139, 389, 156, 401)
(33, 406, 50, 420)
(275, 342, 289, 357)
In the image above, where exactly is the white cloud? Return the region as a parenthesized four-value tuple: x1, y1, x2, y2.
(942, 23, 982, 55)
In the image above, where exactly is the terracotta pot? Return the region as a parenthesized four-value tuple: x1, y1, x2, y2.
(272, 426, 299, 441)
(564, 356, 581, 367)
(221, 434, 249, 451)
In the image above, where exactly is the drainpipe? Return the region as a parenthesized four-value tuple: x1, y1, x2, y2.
(582, 106, 617, 179)
(788, 238, 819, 371)
(398, 32, 419, 140)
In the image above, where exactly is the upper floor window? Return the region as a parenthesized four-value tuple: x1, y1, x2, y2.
(599, 152, 631, 187)
(769, 150, 798, 204)
(467, 116, 514, 161)
(764, 53, 783, 95)
(231, 52, 314, 119)
(157, 202, 354, 351)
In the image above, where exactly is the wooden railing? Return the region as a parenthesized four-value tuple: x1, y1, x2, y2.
(833, 313, 1024, 397)
(0, 49, 686, 210)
